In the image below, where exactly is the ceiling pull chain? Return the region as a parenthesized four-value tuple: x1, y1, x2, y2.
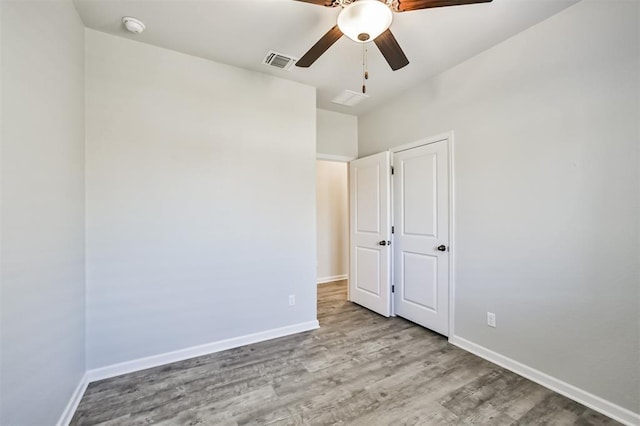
(362, 43, 368, 94)
(365, 43, 369, 81)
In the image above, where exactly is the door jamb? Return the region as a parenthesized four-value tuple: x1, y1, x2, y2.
(388, 131, 456, 337)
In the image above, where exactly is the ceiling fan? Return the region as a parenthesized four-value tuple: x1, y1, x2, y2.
(294, 0, 493, 71)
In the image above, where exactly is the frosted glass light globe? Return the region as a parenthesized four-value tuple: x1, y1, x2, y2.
(337, 0, 393, 43)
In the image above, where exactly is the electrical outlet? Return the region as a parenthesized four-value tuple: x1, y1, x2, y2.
(487, 312, 496, 328)
(289, 295, 295, 306)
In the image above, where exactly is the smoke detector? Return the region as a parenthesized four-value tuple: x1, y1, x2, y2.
(122, 17, 146, 34)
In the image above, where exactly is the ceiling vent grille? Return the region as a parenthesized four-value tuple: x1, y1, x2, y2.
(332, 90, 369, 107)
(263, 50, 297, 71)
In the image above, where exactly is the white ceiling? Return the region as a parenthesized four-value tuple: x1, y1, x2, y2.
(73, 0, 579, 116)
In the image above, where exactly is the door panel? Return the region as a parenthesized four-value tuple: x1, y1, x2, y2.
(349, 152, 391, 317)
(402, 252, 437, 311)
(402, 153, 437, 237)
(355, 165, 380, 233)
(393, 141, 449, 335)
(355, 247, 380, 295)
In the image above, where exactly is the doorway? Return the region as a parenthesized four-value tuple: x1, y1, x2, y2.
(349, 134, 453, 336)
(316, 160, 349, 285)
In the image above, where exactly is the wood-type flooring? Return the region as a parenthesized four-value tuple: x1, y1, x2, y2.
(71, 281, 618, 425)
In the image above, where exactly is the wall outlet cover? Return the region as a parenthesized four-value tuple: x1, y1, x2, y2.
(487, 312, 496, 328)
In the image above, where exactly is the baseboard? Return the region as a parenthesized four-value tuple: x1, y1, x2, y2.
(57, 372, 89, 426)
(448, 335, 640, 426)
(87, 320, 320, 383)
(317, 275, 348, 284)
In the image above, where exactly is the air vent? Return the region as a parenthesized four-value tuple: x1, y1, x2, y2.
(331, 90, 369, 107)
(263, 50, 297, 71)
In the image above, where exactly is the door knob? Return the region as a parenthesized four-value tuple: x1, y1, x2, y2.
(437, 245, 447, 252)
(378, 240, 388, 246)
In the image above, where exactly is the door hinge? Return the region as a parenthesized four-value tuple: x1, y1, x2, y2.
(391, 166, 395, 175)
(392, 285, 395, 293)
(391, 226, 395, 234)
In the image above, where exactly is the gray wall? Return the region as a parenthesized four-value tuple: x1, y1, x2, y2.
(317, 109, 358, 158)
(85, 30, 317, 369)
(359, 0, 639, 413)
(0, 1, 86, 424)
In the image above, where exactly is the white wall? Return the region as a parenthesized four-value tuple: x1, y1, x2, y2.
(316, 161, 348, 282)
(85, 30, 317, 369)
(317, 108, 358, 159)
(0, 1, 86, 424)
(359, 0, 639, 415)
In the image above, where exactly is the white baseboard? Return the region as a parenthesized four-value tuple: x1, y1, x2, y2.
(57, 372, 89, 426)
(448, 335, 640, 426)
(317, 275, 348, 284)
(87, 320, 320, 383)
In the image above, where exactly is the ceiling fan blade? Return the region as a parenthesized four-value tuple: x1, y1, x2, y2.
(293, 0, 336, 7)
(296, 25, 343, 68)
(395, 0, 492, 12)
(374, 29, 409, 71)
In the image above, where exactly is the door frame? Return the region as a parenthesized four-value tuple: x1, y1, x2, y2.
(316, 153, 355, 299)
(389, 131, 456, 337)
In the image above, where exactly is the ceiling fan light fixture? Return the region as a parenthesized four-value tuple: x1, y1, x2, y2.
(337, 0, 393, 43)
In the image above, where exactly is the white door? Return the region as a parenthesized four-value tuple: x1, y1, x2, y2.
(349, 152, 391, 317)
(393, 141, 449, 335)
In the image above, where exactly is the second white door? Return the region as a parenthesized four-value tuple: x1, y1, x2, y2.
(393, 140, 450, 335)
